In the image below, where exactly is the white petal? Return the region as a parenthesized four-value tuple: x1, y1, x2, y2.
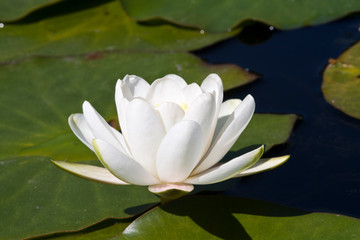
(193, 95, 255, 174)
(201, 73, 223, 107)
(156, 102, 185, 132)
(218, 99, 242, 119)
(82, 101, 129, 155)
(234, 155, 290, 177)
(123, 75, 150, 99)
(68, 113, 95, 151)
(183, 93, 216, 153)
(157, 120, 203, 182)
(115, 75, 150, 101)
(52, 160, 128, 185)
(185, 146, 264, 185)
(93, 139, 160, 185)
(179, 83, 203, 106)
(212, 99, 242, 147)
(146, 74, 187, 106)
(126, 98, 165, 176)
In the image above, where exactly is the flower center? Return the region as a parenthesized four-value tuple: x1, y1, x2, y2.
(180, 102, 188, 112)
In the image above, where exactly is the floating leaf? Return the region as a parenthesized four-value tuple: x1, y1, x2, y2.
(0, 0, 61, 22)
(116, 195, 360, 239)
(0, 157, 157, 240)
(231, 113, 297, 153)
(120, 0, 360, 32)
(0, 1, 237, 63)
(322, 41, 360, 119)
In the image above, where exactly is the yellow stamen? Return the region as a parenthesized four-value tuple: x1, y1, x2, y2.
(180, 102, 188, 112)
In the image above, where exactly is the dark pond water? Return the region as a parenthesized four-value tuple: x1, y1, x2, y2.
(195, 15, 360, 218)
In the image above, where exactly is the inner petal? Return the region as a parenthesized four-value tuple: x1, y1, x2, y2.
(146, 75, 187, 106)
(156, 102, 185, 132)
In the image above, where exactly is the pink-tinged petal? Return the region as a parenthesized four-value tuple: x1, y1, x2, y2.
(193, 95, 255, 174)
(201, 73, 223, 107)
(185, 146, 264, 185)
(82, 101, 129, 155)
(183, 93, 216, 153)
(52, 160, 128, 185)
(156, 102, 185, 132)
(233, 155, 290, 177)
(146, 74, 187, 106)
(93, 139, 160, 185)
(68, 113, 95, 151)
(148, 183, 194, 202)
(157, 120, 203, 182)
(126, 98, 165, 176)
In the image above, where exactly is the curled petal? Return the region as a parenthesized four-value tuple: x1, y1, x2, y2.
(157, 120, 203, 182)
(93, 139, 160, 186)
(233, 155, 290, 178)
(68, 113, 95, 151)
(52, 160, 128, 185)
(193, 95, 255, 174)
(185, 146, 264, 185)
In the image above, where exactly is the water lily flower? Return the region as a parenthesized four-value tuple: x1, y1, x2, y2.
(53, 74, 289, 201)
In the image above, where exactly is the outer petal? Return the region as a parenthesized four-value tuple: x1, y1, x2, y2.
(68, 113, 95, 151)
(52, 160, 128, 185)
(83, 101, 130, 155)
(126, 98, 165, 176)
(156, 102, 185, 132)
(93, 139, 160, 185)
(193, 95, 255, 174)
(157, 120, 203, 183)
(233, 155, 290, 177)
(185, 146, 264, 185)
(146, 74, 187, 106)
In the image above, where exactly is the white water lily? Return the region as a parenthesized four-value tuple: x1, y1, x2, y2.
(53, 74, 289, 201)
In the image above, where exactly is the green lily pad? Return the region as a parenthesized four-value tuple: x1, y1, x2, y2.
(322, 41, 360, 119)
(0, 0, 62, 22)
(120, 0, 360, 32)
(116, 195, 360, 239)
(0, 156, 157, 240)
(42, 220, 131, 240)
(231, 113, 297, 153)
(0, 0, 237, 63)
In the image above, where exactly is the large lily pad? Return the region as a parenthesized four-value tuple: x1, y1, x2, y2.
(117, 195, 360, 239)
(0, 0, 237, 63)
(322, 41, 360, 119)
(0, 52, 259, 239)
(120, 0, 360, 32)
(0, 157, 156, 240)
(0, 0, 61, 22)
